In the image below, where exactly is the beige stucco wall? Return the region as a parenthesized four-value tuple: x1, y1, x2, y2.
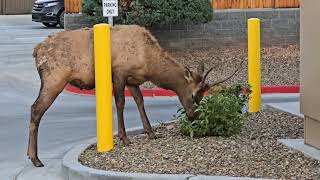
(0, 0, 3, 15)
(300, 0, 320, 149)
(1, 0, 34, 15)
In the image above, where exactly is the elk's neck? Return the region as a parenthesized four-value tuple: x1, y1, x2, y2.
(147, 54, 186, 93)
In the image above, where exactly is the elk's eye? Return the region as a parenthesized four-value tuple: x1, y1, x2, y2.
(191, 94, 194, 99)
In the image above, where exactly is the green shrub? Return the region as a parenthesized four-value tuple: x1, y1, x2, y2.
(81, 0, 128, 24)
(179, 84, 251, 138)
(82, 0, 213, 26)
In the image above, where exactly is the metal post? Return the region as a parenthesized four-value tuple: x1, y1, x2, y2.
(108, 16, 113, 26)
(94, 24, 114, 152)
(248, 18, 261, 113)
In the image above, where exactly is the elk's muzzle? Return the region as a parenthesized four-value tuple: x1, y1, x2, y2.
(186, 109, 196, 121)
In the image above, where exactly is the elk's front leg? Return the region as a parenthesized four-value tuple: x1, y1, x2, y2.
(113, 76, 131, 145)
(127, 85, 156, 139)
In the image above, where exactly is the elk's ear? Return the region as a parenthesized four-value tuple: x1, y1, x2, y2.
(184, 67, 193, 83)
(197, 62, 205, 75)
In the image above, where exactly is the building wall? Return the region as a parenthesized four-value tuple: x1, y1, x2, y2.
(0, 0, 3, 15)
(150, 8, 299, 48)
(1, 0, 34, 15)
(65, 8, 300, 49)
(300, 0, 320, 149)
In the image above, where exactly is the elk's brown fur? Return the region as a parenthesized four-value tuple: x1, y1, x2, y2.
(28, 25, 239, 167)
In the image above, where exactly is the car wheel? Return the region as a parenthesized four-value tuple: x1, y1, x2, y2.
(42, 22, 58, 27)
(58, 10, 65, 28)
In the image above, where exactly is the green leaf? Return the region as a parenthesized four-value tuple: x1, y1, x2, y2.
(179, 83, 251, 138)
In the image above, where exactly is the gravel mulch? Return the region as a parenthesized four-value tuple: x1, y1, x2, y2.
(79, 109, 320, 179)
(141, 45, 300, 89)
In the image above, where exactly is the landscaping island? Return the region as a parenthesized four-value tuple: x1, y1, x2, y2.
(79, 109, 319, 179)
(76, 44, 312, 179)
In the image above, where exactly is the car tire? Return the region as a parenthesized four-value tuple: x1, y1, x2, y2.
(58, 10, 65, 28)
(42, 22, 58, 27)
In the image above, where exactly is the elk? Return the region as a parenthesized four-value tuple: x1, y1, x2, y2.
(28, 25, 241, 167)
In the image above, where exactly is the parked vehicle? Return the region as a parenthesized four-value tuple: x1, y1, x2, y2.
(32, 0, 65, 28)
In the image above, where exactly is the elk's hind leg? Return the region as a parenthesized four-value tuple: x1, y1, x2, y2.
(27, 72, 68, 167)
(113, 75, 131, 145)
(127, 85, 156, 139)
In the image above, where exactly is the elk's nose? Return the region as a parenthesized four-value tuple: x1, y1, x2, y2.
(187, 111, 195, 122)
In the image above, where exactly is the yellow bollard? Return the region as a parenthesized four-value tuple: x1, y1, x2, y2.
(94, 24, 113, 152)
(248, 18, 261, 113)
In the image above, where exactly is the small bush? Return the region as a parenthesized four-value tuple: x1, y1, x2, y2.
(82, 0, 129, 24)
(82, 0, 213, 26)
(179, 84, 251, 138)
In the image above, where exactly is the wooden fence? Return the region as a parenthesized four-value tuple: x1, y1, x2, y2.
(65, 0, 300, 14)
(213, 0, 300, 9)
(65, 0, 81, 13)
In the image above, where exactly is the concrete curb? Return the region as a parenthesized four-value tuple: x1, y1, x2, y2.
(62, 143, 192, 180)
(64, 85, 300, 97)
(278, 139, 320, 161)
(262, 93, 299, 103)
(62, 127, 274, 180)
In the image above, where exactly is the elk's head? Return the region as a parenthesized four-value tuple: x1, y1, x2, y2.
(179, 61, 242, 121)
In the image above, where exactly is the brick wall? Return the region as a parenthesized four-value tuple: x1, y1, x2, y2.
(65, 8, 300, 49)
(64, 14, 92, 30)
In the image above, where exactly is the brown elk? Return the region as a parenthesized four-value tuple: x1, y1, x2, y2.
(28, 25, 241, 167)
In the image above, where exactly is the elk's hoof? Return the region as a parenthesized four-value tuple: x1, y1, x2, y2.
(122, 138, 131, 146)
(30, 157, 44, 167)
(148, 133, 157, 140)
